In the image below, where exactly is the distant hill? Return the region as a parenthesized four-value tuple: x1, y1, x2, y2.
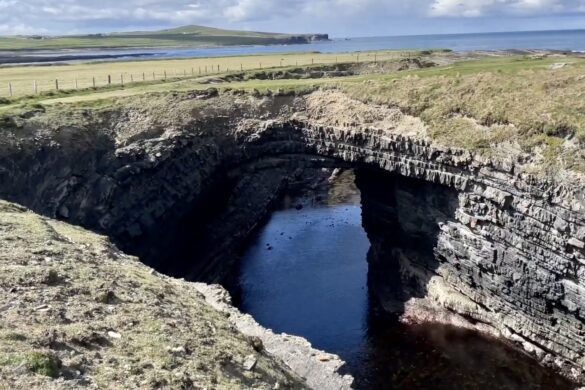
(0, 25, 329, 51)
(114, 25, 297, 38)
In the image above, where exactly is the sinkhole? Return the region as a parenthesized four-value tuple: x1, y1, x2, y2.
(143, 163, 575, 390)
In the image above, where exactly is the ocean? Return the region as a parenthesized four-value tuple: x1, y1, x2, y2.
(7, 29, 585, 65)
(149, 28, 585, 58)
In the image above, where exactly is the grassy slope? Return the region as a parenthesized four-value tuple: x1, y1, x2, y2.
(0, 200, 306, 389)
(339, 56, 585, 172)
(0, 25, 323, 51)
(115, 25, 296, 38)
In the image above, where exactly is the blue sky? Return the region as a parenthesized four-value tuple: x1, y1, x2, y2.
(1, 0, 584, 36)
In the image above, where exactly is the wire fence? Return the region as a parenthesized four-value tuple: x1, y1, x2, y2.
(3, 65, 237, 98)
(7, 67, 222, 97)
(0, 51, 418, 98)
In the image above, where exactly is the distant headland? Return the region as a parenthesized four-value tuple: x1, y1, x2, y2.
(0, 24, 329, 52)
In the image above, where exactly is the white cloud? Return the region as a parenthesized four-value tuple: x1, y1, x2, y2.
(0, 0, 583, 36)
(0, 23, 47, 35)
(429, 0, 574, 17)
(223, 0, 294, 22)
(0, 0, 416, 35)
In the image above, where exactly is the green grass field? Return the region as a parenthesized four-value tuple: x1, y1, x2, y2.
(0, 25, 326, 51)
(0, 50, 413, 98)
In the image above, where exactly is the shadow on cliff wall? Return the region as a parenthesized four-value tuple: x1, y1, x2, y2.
(138, 160, 461, 313)
(355, 166, 459, 320)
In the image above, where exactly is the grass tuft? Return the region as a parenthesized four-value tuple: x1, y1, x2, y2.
(26, 352, 61, 378)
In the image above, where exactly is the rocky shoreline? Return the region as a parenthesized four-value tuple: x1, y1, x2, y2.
(195, 283, 353, 390)
(0, 52, 158, 66)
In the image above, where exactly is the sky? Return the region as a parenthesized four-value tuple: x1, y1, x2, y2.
(1, 0, 585, 37)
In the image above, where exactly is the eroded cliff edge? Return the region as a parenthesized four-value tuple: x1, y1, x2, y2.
(1, 88, 585, 386)
(0, 200, 353, 389)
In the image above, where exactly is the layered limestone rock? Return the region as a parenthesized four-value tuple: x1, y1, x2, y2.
(259, 119, 585, 383)
(1, 89, 585, 385)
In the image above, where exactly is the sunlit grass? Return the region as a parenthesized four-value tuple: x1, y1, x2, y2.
(0, 50, 419, 99)
(2, 52, 585, 172)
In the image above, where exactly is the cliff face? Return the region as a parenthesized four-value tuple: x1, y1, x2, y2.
(285, 34, 329, 43)
(308, 34, 330, 42)
(1, 90, 585, 385)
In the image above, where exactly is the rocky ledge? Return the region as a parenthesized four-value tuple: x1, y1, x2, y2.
(1, 88, 585, 387)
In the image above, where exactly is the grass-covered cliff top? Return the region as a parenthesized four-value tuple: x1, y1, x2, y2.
(0, 200, 306, 389)
(1, 49, 584, 175)
(340, 55, 585, 174)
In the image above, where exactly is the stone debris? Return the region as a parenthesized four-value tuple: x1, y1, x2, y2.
(243, 355, 258, 371)
(107, 331, 122, 339)
(569, 238, 585, 249)
(170, 346, 186, 355)
(550, 62, 567, 70)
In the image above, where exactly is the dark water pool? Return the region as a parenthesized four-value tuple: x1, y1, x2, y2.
(234, 172, 575, 390)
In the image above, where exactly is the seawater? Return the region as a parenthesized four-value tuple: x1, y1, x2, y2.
(22, 29, 585, 64)
(146, 29, 585, 57)
(235, 175, 576, 389)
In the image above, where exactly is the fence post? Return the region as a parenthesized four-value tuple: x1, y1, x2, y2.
(259, 62, 262, 69)
(92, 77, 96, 88)
(55, 79, 59, 91)
(130, 74, 134, 83)
(164, 70, 167, 80)
(143, 72, 145, 81)
(191, 67, 194, 76)
(108, 75, 111, 85)
(153, 72, 156, 80)
(33, 80, 37, 94)
(75, 78, 78, 89)
(120, 74, 124, 87)
(8, 82, 12, 97)
(241, 64, 243, 71)
(312, 58, 314, 65)
(217, 65, 220, 72)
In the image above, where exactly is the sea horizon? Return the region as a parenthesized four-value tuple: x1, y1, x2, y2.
(335, 27, 585, 41)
